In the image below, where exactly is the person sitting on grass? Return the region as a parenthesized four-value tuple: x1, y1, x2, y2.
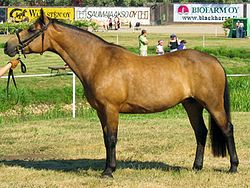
(156, 40, 165, 55)
(177, 40, 187, 50)
(168, 34, 179, 52)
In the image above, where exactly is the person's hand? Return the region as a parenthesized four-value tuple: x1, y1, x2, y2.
(9, 59, 20, 69)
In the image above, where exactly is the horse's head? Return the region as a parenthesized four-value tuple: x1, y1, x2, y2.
(4, 9, 52, 57)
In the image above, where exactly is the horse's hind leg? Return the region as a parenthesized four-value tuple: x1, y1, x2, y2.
(209, 109, 239, 173)
(182, 99, 207, 171)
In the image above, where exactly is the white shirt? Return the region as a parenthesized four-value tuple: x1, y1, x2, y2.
(156, 45, 164, 55)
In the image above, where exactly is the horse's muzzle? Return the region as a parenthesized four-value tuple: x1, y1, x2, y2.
(4, 42, 18, 57)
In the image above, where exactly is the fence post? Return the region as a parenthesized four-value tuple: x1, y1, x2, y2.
(202, 35, 205, 47)
(72, 73, 76, 118)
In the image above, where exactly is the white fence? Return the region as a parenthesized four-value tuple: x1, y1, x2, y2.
(1, 72, 249, 118)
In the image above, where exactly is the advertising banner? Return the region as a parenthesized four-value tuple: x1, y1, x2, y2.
(7, 7, 74, 22)
(174, 4, 243, 23)
(247, 4, 250, 18)
(75, 7, 150, 25)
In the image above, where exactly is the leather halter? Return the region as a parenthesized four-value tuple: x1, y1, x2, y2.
(15, 19, 52, 57)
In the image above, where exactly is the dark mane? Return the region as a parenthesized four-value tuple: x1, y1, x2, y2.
(49, 18, 126, 50)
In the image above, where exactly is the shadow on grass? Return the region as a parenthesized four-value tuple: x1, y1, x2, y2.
(0, 158, 187, 172)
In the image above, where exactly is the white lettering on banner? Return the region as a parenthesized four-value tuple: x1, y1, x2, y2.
(192, 7, 239, 14)
(174, 4, 243, 23)
(75, 7, 150, 25)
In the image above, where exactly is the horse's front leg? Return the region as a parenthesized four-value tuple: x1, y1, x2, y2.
(97, 105, 119, 178)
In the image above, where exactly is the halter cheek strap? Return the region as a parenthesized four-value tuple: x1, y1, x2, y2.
(15, 20, 52, 58)
(16, 30, 26, 58)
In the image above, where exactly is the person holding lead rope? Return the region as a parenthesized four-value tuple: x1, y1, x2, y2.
(0, 59, 20, 77)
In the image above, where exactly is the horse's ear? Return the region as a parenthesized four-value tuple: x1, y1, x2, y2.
(39, 8, 49, 25)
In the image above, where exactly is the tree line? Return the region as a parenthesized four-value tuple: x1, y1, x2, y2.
(0, 0, 250, 7)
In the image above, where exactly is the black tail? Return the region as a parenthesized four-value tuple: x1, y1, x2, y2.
(209, 76, 230, 157)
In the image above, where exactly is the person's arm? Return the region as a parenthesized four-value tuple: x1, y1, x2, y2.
(177, 38, 180, 45)
(140, 36, 148, 45)
(0, 63, 11, 77)
(168, 41, 172, 47)
(0, 59, 19, 77)
(144, 37, 148, 45)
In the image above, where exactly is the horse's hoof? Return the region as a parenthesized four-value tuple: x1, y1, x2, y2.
(228, 166, 237, 173)
(101, 172, 113, 179)
(192, 164, 203, 171)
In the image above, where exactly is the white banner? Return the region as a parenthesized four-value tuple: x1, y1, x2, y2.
(247, 4, 250, 18)
(75, 7, 150, 25)
(174, 4, 243, 23)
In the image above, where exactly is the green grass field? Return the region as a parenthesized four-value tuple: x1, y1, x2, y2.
(0, 32, 250, 187)
(0, 33, 249, 123)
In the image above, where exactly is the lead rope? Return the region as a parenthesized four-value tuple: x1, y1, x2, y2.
(6, 58, 27, 104)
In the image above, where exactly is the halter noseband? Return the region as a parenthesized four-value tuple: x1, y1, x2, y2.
(15, 20, 52, 57)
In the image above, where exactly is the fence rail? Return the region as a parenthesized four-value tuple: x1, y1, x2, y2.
(0, 72, 249, 118)
(1, 73, 250, 79)
(227, 74, 250, 77)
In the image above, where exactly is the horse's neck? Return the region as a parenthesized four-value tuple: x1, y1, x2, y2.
(50, 25, 105, 84)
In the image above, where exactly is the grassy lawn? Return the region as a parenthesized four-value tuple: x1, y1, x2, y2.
(0, 112, 249, 187)
(0, 33, 249, 124)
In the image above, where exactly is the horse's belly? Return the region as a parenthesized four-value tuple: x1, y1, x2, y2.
(120, 99, 179, 114)
(120, 84, 186, 113)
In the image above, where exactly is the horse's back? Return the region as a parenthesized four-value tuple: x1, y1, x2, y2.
(123, 49, 225, 112)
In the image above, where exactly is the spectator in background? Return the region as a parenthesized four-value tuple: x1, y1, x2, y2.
(108, 18, 112, 30)
(138, 29, 148, 56)
(168, 34, 179, 52)
(114, 16, 119, 30)
(177, 40, 187, 50)
(239, 21, 244, 38)
(117, 17, 121, 30)
(235, 20, 244, 38)
(156, 40, 165, 55)
(102, 18, 108, 31)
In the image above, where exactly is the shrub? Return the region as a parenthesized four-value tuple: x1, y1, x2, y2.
(223, 18, 233, 29)
(72, 20, 99, 31)
(72, 20, 90, 28)
(0, 22, 31, 34)
(0, 20, 99, 34)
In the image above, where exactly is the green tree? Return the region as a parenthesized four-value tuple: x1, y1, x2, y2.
(94, 0, 115, 6)
(53, 0, 71, 5)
